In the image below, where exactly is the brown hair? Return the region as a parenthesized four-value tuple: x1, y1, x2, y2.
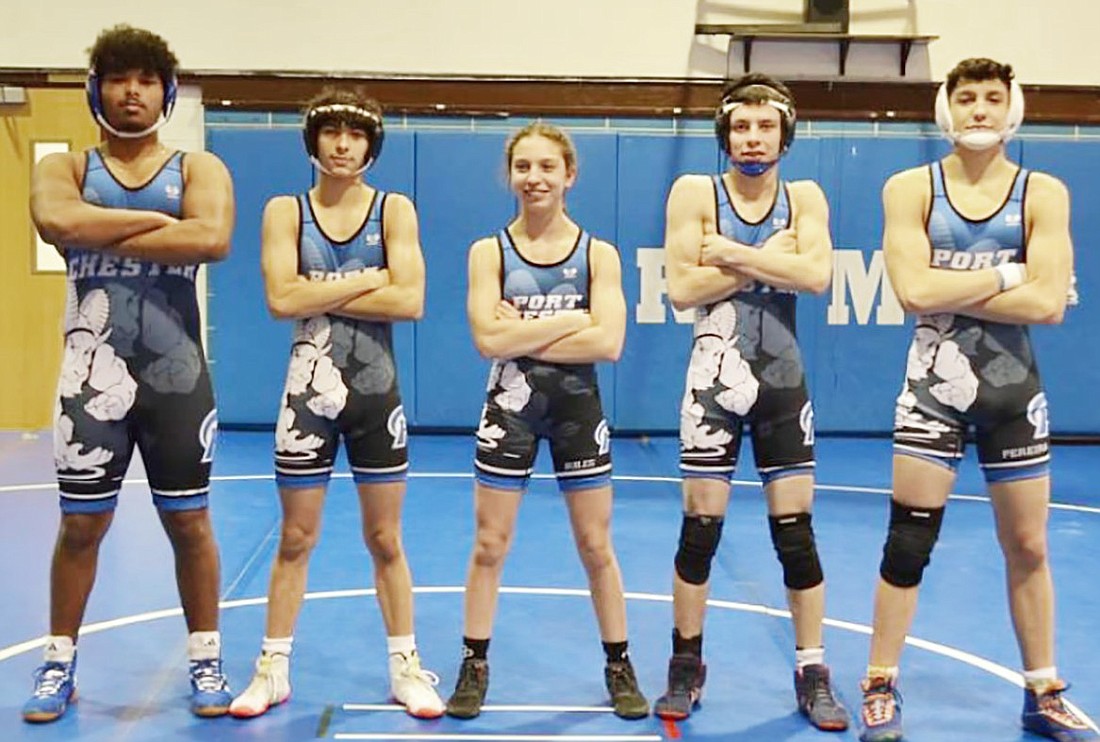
(302, 86, 385, 167)
(505, 122, 578, 175)
(720, 72, 795, 108)
(303, 86, 383, 122)
(946, 58, 1015, 95)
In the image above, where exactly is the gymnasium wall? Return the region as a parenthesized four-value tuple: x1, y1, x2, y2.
(206, 117, 1100, 434)
(0, 90, 98, 430)
(4, 1, 1100, 85)
(0, 86, 210, 429)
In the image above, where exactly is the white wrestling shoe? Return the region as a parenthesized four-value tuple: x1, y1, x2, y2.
(390, 651, 445, 719)
(229, 653, 291, 718)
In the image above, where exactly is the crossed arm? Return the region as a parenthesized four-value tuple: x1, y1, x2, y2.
(30, 150, 234, 265)
(524, 240, 626, 363)
(466, 237, 594, 361)
(663, 174, 753, 311)
(960, 173, 1071, 324)
(697, 180, 833, 294)
(330, 193, 425, 322)
(263, 191, 426, 322)
(261, 195, 387, 319)
(883, 167, 1070, 324)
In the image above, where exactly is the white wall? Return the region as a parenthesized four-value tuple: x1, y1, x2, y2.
(4, 1, 1099, 85)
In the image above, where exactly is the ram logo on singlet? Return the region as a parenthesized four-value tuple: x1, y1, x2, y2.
(387, 405, 408, 450)
(199, 409, 218, 463)
(1025, 392, 1050, 441)
(799, 401, 815, 447)
(634, 247, 904, 326)
(595, 419, 610, 456)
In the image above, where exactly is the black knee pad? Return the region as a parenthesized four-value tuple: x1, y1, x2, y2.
(768, 512, 824, 590)
(674, 514, 724, 585)
(879, 501, 945, 588)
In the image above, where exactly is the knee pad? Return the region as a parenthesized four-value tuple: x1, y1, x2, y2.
(674, 514, 724, 585)
(768, 512, 824, 590)
(879, 501, 945, 588)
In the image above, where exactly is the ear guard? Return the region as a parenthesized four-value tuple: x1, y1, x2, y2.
(715, 83, 797, 156)
(934, 79, 1024, 150)
(85, 69, 177, 138)
(303, 103, 385, 175)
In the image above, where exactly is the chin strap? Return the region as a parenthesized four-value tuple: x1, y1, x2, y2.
(309, 155, 370, 178)
(92, 110, 171, 139)
(732, 159, 779, 177)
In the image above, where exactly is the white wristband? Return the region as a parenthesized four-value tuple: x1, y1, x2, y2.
(994, 262, 1026, 292)
(1067, 272, 1080, 307)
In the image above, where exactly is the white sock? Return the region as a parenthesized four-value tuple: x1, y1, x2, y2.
(387, 634, 416, 658)
(262, 636, 294, 657)
(188, 631, 222, 662)
(44, 635, 75, 664)
(796, 646, 825, 670)
(867, 664, 899, 682)
(1023, 666, 1058, 689)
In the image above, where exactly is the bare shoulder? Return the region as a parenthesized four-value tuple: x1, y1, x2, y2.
(787, 178, 824, 196)
(183, 150, 232, 181)
(589, 238, 623, 267)
(263, 194, 299, 222)
(34, 150, 83, 180)
(468, 236, 503, 286)
(883, 165, 930, 197)
(469, 236, 499, 258)
(590, 237, 619, 255)
(787, 179, 828, 208)
(667, 174, 716, 222)
(1026, 171, 1069, 202)
(670, 173, 714, 199)
(381, 191, 417, 229)
(382, 191, 415, 212)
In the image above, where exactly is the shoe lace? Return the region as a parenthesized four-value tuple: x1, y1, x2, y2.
(1037, 686, 1089, 730)
(456, 660, 485, 691)
(398, 656, 440, 688)
(191, 659, 228, 692)
(32, 664, 70, 698)
(256, 653, 287, 676)
(608, 663, 639, 696)
(255, 654, 274, 677)
(862, 681, 900, 726)
(806, 672, 838, 707)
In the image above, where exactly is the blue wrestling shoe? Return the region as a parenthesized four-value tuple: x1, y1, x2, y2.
(795, 663, 849, 731)
(859, 675, 903, 742)
(22, 655, 78, 723)
(189, 657, 232, 717)
(1022, 681, 1100, 741)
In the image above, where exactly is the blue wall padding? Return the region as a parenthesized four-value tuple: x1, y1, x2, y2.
(208, 126, 1098, 434)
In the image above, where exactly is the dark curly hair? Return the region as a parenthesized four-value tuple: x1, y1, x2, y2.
(88, 25, 178, 85)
